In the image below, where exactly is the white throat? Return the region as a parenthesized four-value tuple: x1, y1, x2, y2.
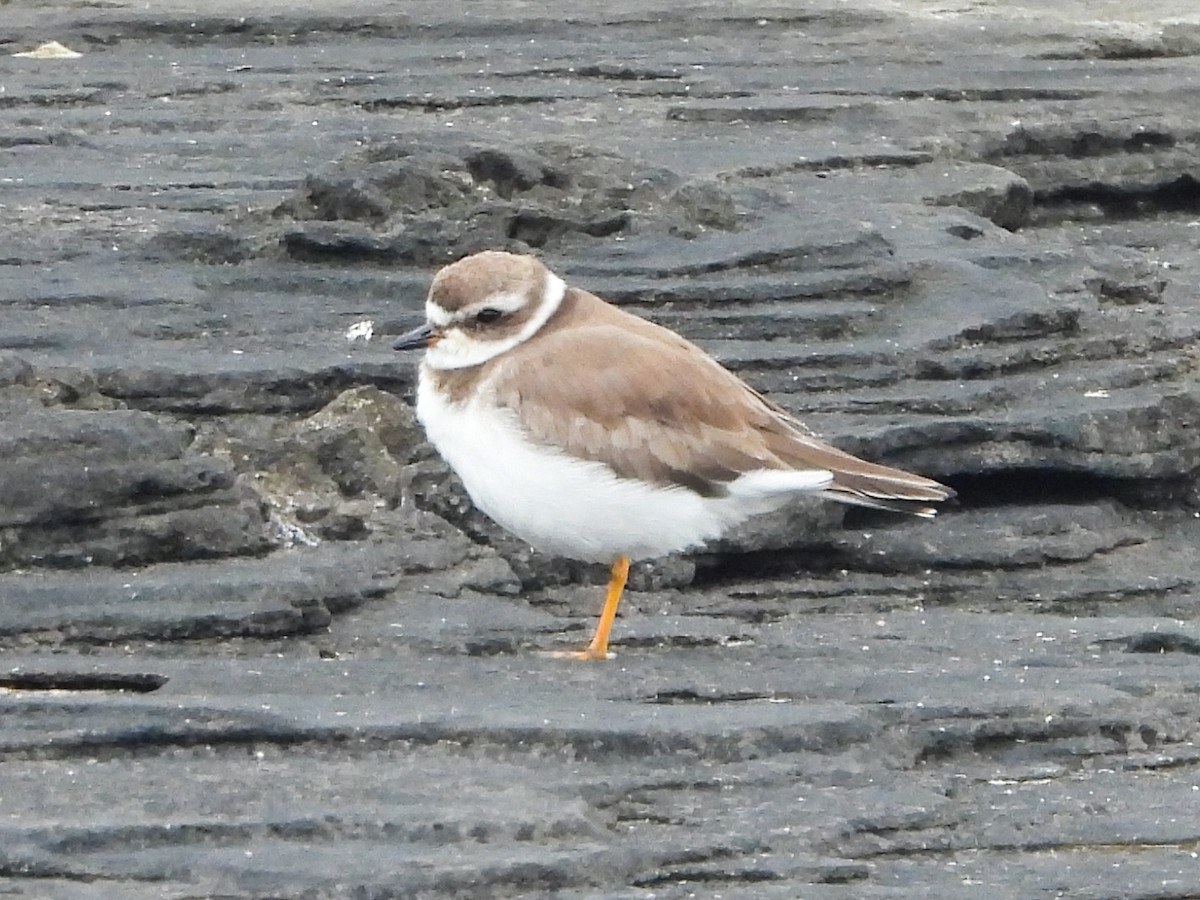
(423, 272, 567, 371)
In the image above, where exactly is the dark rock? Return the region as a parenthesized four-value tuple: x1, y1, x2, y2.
(0, 352, 34, 387)
(0, 542, 412, 645)
(1119, 631, 1200, 654)
(269, 140, 740, 264)
(140, 225, 254, 264)
(925, 163, 1034, 229)
(91, 362, 413, 415)
(0, 403, 273, 569)
(3, 0, 1200, 896)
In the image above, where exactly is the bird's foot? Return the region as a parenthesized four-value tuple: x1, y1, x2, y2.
(540, 646, 614, 661)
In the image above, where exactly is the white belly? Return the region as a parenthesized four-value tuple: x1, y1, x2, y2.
(416, 377, 769, 562)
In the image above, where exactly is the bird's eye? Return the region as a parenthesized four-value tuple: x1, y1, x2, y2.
(474, 308, 504, 324)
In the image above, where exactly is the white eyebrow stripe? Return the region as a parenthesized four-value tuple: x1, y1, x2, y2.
(460, 291, 527, 317)
(421, 271, 566, 371)
(509, 271, 564, 344)
(426, 302, 452, 327)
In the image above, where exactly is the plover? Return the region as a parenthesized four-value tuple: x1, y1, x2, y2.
(394, 250, 953, 659)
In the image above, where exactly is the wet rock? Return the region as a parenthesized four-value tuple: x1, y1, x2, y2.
(3, 0, 1200, 896)
(271, 140, 740, 265)
(0, 399, 273, 570)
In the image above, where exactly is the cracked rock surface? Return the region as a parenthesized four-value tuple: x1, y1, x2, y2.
(3, 0, 1200, 896)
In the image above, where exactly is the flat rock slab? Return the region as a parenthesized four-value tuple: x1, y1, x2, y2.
(3, 0, 1200, 897)
(3, 609, 1200, 897)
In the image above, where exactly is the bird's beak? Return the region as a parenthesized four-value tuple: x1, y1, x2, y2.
(392, 322, 439, 351)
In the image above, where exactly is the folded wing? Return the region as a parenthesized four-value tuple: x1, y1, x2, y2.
(489, 321, 953, 516)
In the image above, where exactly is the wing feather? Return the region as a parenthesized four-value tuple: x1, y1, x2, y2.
(490, 324, 789, 497)
(487, 317, 952, 516)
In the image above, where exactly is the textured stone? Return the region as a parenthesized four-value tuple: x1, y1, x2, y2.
(0, 403, 273, 569)
(2, 0, 1200, 897)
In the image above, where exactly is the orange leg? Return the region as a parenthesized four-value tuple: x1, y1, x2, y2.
(548, 555, 630, 661)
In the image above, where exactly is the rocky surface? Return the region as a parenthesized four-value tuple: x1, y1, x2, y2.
(3, 0, 1200, 896)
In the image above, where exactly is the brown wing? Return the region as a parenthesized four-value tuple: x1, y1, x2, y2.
(490, 323, 788, 497)
(487, 317, 953, 513)
(760, 405, 954, 515)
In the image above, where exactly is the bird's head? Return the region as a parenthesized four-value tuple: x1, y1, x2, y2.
(393, 250, 566, 370)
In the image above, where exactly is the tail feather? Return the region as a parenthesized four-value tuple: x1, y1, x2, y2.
(815, 488, 942, 519)
(762, 417, 955, 517)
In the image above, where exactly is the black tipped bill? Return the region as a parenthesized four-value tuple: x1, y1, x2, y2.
(393, 322, 436, 351)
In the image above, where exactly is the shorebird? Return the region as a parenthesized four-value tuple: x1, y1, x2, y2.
(394, 250, 953, 659)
